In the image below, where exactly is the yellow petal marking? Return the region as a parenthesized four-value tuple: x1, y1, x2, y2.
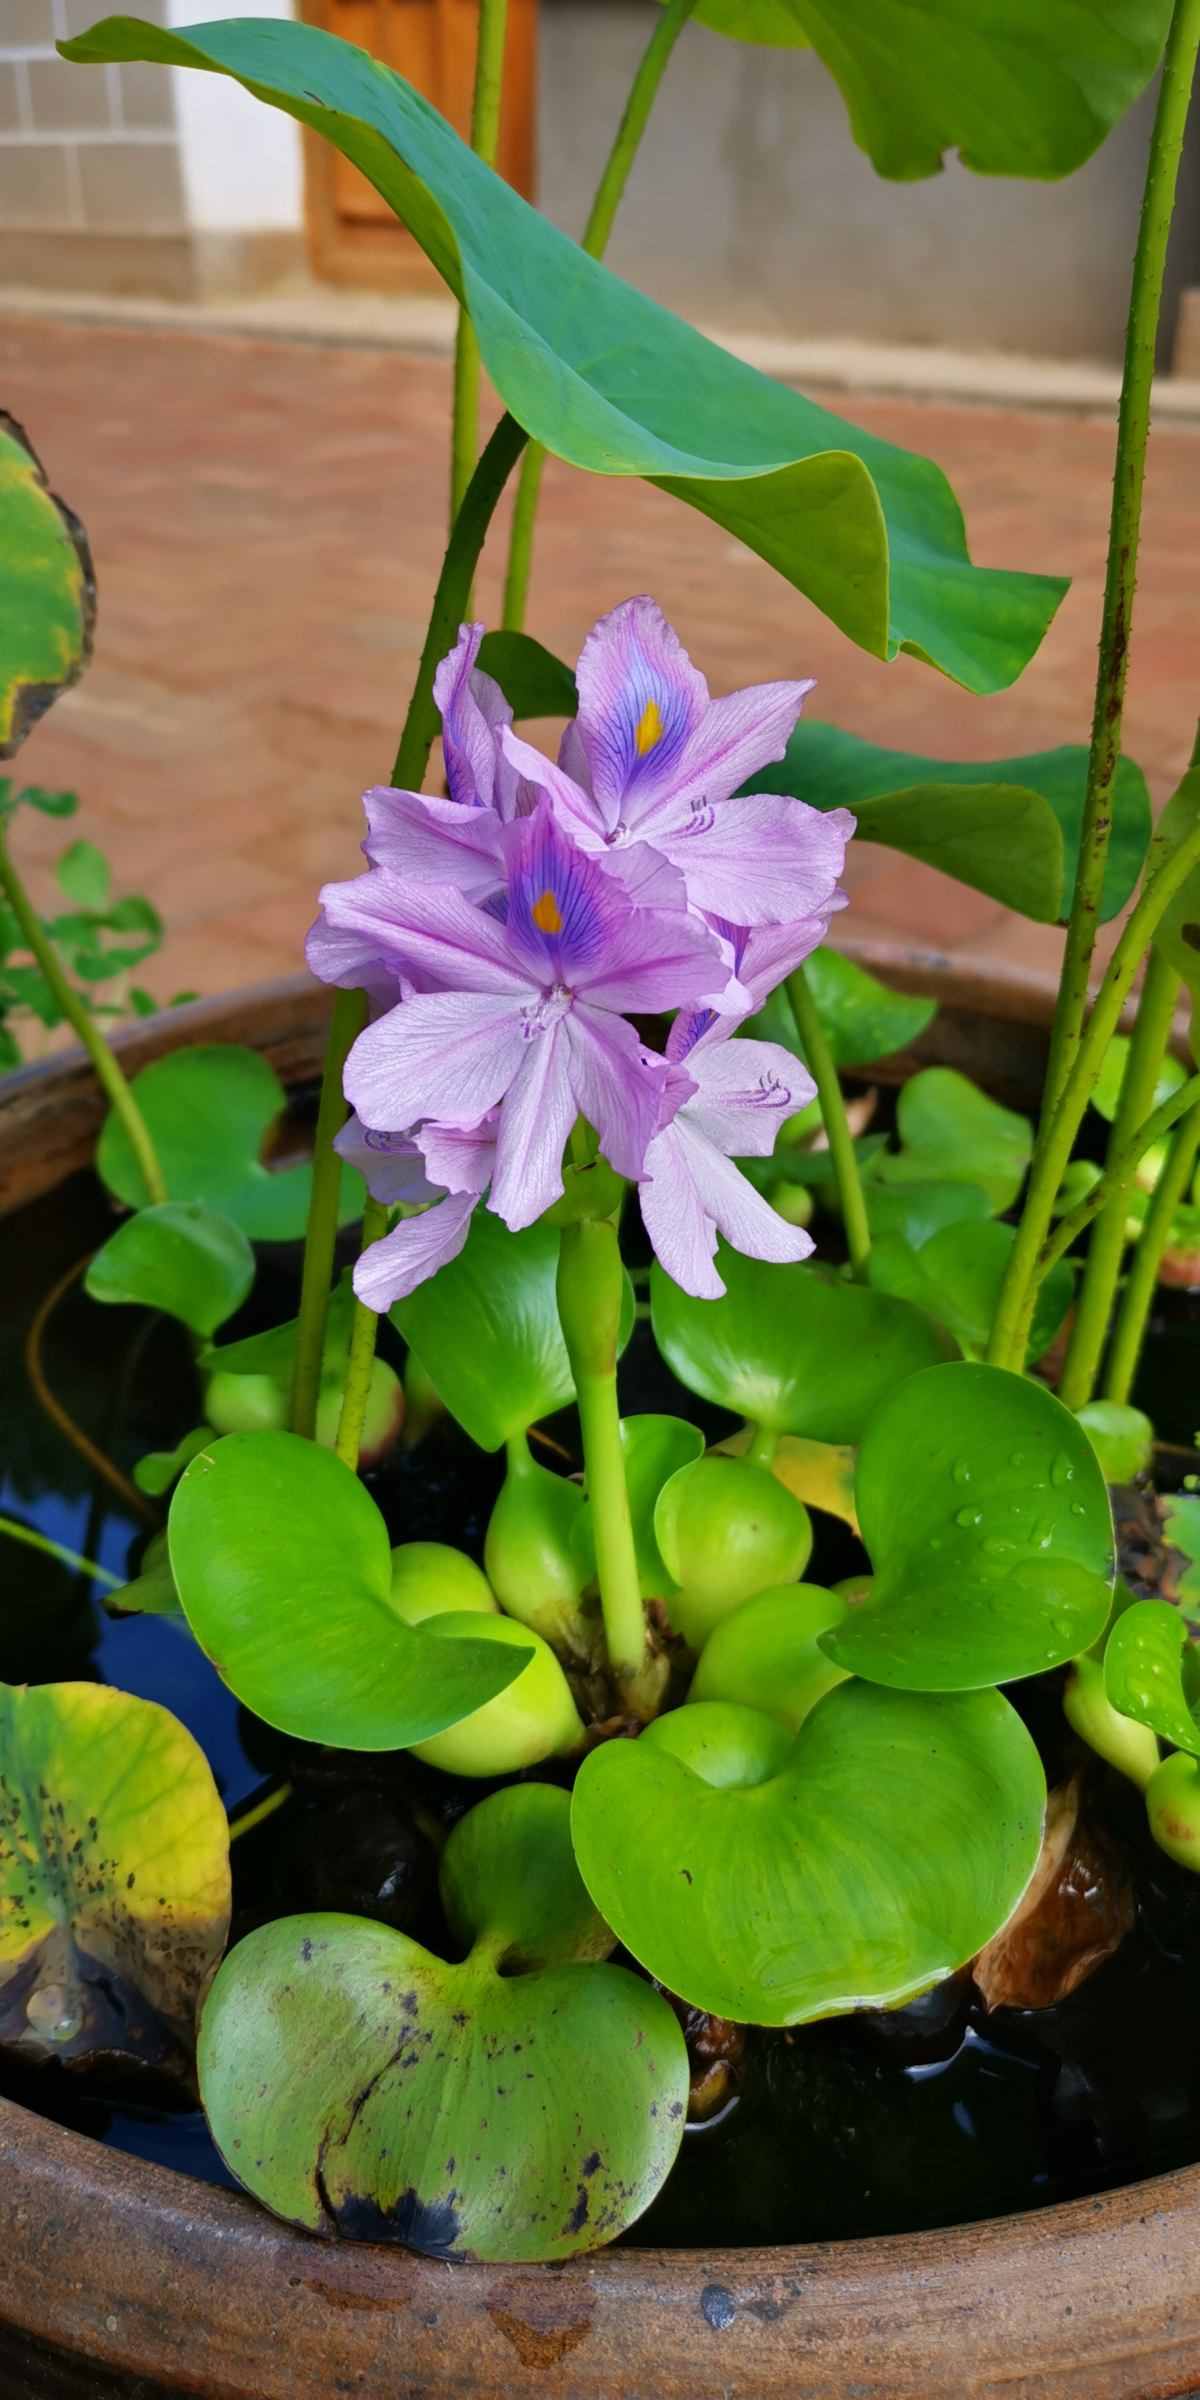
(635, 698, 664, 756)
(532, 888, 564, 935)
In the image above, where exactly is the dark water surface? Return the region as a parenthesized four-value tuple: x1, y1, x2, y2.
(5, 1167, 1200, 2246)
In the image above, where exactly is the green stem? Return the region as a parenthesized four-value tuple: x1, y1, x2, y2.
(0, 827, 166, 1206)
(746, 1423, 778, 1469)
(291, 414, 529, 1439)
(556, 1216, 653, 1712)
(988, 816, 1200, 1372)
(1036, 1073, 1200, 1289)
(786, 964, 871, 1278)
(500, 0, 699, 631)
(1106, 1090, 1200, 1405)
(334, 1197, 390, 1471)
(449, 0, 510, 522)
(505, 1428, 534, 1479)
(1058, 948, 1181, 1410)
(289, 986, 365, 1440)
(228, 1781, 293, 1844)
(0, 1512, 121, 1590)
(1040, 0, 1200, 1120)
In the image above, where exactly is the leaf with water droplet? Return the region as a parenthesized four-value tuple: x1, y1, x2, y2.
(1104, 1600, 1200, 1759)
(0, 1679, 230, 2080)
(825, 1364, 1114, 1691)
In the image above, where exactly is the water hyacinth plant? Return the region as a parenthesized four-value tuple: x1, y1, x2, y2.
(3, 0, 1200, 2278)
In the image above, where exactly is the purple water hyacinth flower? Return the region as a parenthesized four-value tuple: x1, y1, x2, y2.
(339, 799, 722, 1238)
(356, 625, 519, 904)
(498, 597, 852, 928)
(639, 1007, 816, 1301)
(334, 1111, 497, 1309)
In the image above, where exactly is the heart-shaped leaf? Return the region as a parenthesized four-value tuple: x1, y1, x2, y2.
(864, 1176, 992, 1249)
(97, 1045, 363, 1242)
(651, 1248, 952, 1442)
(0, 1679, 229, 2074)
(133, 1427, 214, 1499)
(826, 1362, 1114, 1691)
(0, 414, 94, 757)
(199, 1783, 687, 2259)
(571, 1680, 1044, 2023)
(689, 1582, 851, 1727)
(867, 1220, 1074, 1364)
(680, 0, 1169, 182)
(84, 1200, 255, 1338)
(747, 946, 936, 1068)
(1104, 1598, 1200, 1757)
(876, 1068, 1032, 1214)
(108, 1529, 184, 1617)
(63, 17, 1064, 694)
(168, 1432, 530, 1746)
(573, 1414, 706, 1601)
(752, 724, 1150, 923)
(393, 1207, 632, 1452)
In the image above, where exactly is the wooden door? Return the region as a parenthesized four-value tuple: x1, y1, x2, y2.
(303, 0, 537, 288)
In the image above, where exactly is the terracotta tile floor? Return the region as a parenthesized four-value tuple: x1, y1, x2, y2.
(4, 314, 1200, 1011)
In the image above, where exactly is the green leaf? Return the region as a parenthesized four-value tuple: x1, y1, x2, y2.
(864, 1176, 992, 1249)
(747, 945, 936, 1069)
(1104, 1598, 1200, 1757)
(96, 1044, 363, 1243)
(475, 631, 578, 720)
(199, 1787, 687, 2258)
(753, 724, 1150, 924)
(1164, 1492, 1200, 1614)
(571, 1681, 1044, 2024)
(204, 1272, 354, 1385)
(168, 1432, 531, 1747)
(55, 836, 110, 911)
(393, 1207, 632, 1452)
(106, 1529, 184, 1618)
(573, 1414, 705, 1600)
(877, 1067, 1032, 1214)
(650, 1247, 952, 1443)
(1076, 1400, 1154, 1486)
(867, 1220, 1074, 1364)
(85, 1201, 255, 1338)
(1091, 1032, 1186, 1125)
(0, 414, 94, 758)
(679, 0, 1169, 182)
(133, 1425, 215, 1498)
(62, 18, 1065, 694)
(826, 1362, 1114, 1691)
(0, 1678, 229, 2072)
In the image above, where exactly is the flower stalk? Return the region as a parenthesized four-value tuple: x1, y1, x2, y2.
(1039, 0, 1200, 1121)
(556, 1214, 657, 1715)
(450, 0, 511, 521)
(1057, 947, 1182, 1411)
(786, 963, 871, 1278)
(335, 1195, 390, 1470)
(0, 824, 166, 1207)
(501, 0, 700, 632)
(1105, 1087, 1200, 1405)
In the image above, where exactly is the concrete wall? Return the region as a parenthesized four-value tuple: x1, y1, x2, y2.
(537, 0, 1200, 365)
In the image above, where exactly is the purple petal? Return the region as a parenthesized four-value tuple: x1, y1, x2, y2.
(432, 623, 513, 812)
(305, 903, 407, 1005)
(353, 1191, 479, 1312)
(640, 1117, 814, 1300)
(334, 1114, 438, 1206)
(650, 677, 816, 826)
(345, 990, 529, 1132)
(362, 786, 505, 900)
(573, 598, 708, 831)
(720, 915, 838, 1014)
(414, 1114, 497, 1197)
(565, 1005, 668, 1181)
(655, 795, 854, 927)
(678, 1037, 814, 1159)
(488, 1021, 576, 1230)
(316, 869, 530, 997)
(502, 798, 635, 989)
(571, 893, 723, 1016)
(500, 726, 603, 842)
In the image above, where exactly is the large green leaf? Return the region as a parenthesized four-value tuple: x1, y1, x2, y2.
(748, 945, 936, 1069)
(394, 1207, 632, 1452)
(826, 1361, 1114, 1690)
(876, 1067, 1032, 1214)
(84, 1200, 255, 1338)
(63, 17, 1064, 693)
(199, 1786, 687, 2259)
(1150, 771, 1200, 1048)
(0, 415, 95, 758)
(754, 724, 1150, 923)
(650, 1248, 952, 1443)
(168, 1432, 530, 1746)
(867, 1219, 1074, 1364)
(681, 1, 1170, 182)
(1104, 1598, 1200, 1758)
(571, 1683, 1044, 2024)
(97, 1045, 363, 1244)
(0, 1679, 229, 2075)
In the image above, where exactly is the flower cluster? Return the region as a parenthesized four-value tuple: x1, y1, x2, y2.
(307, 599, 854, 1306)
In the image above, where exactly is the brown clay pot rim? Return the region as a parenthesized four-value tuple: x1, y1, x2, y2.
(3, 951, 1199, 2399)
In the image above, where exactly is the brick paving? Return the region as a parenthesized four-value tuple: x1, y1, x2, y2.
(3, 313, 1200, 1011)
